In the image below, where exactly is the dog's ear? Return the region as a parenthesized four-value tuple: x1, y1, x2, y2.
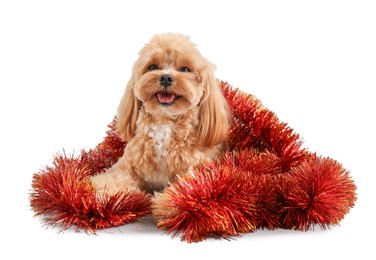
(197, 65, 230, 146)
(117, 72, 141, 142)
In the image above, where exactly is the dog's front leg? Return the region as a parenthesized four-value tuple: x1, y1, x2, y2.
(91, 155, 142, 195)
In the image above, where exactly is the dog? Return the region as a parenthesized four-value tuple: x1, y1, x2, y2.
(91, 33, 230, 196)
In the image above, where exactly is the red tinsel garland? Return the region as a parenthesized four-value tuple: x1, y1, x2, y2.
(30, 81, 356, 242)
(30, 121, 151, 232)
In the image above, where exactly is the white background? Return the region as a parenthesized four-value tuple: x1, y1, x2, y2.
(1, 0, 375, 259)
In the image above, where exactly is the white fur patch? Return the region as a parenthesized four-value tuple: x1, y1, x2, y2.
(148, 124, 172, 161)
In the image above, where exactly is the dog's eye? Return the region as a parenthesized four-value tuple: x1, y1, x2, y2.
(180, 66, 191, 73)
(148, 64, 159, 71)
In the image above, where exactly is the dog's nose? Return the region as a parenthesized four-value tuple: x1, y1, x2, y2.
(159, 74, 173, 87)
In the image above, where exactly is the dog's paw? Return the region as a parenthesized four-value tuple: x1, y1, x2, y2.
(151, 191, 179, 225)
(90, 172, 140, 196)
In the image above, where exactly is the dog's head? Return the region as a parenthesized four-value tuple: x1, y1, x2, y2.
(117, 33, 230, 146)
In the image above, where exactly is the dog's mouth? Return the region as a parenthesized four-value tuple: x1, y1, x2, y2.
(156, 92, 182, 106)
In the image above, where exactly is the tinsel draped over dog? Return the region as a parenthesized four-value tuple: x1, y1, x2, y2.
(30, 81, 356, 242)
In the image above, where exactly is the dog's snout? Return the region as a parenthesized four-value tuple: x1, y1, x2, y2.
(159, 74, 173, 87)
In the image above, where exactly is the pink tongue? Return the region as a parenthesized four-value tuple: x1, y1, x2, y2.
(157, 92, 175, 103)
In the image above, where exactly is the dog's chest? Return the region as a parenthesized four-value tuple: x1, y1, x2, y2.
(148, 124, 172, 162)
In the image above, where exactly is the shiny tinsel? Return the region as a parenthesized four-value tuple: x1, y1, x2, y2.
(30, 121, 151, 232)
(30, 81, 356, 242)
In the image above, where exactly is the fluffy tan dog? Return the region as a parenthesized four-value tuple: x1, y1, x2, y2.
(91, 33, 230, 195)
